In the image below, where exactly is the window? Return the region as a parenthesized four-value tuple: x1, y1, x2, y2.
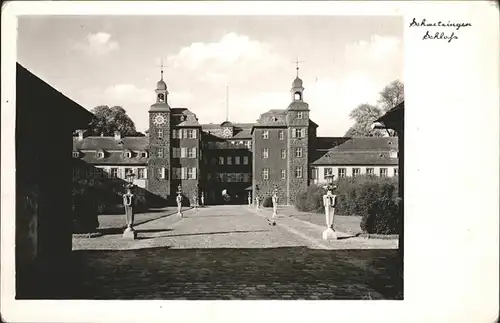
(157, 148, 163, 158)
(172, 129, 178, 139)
(281, 169, 286, 179)
(158, 129, 164, 139)
(262, 168, 269, 180)
(281, 149, 287, 159)
(262, 130, 269, 139)
(394, 168, 399, 176)
(187, 167, 197, 179)
(182, 129, 188, 139)
(352, 168, 360, 177)
(262, 148, 269, 159)
(110, 168, 118, 178)
(187, 129, 197, 139)
(219, 156, 225, 165)
(295, 147, 303, 158)
(311, 167, 319, 180)
(380, 168, 388, 177)
(297, 111, 303, 119)
(278, 130, 285, 140)
(180, 147, 187, 158)
(338, 168, 346, 178)
(366, 168, 374, 175)
(188, 148, 197, 158)
(243, 156, 249, 165)
(227, 156, 232, 165)
(324, 167, 333, 177)
(245, 141, 252, 149)
(72, 151, 79, 158)
(137, 168, 145, 179)
(125, 168, 133, 178)
(390, 150, 398, 158)
(235, 156, 240, 165)
(293, 128, 305, 138)
(295, 167, 303, 178)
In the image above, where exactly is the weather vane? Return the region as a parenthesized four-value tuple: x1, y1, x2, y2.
(293, 56, 303, 77)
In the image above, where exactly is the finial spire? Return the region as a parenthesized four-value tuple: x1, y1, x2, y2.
(160, 57, 164, 80)
(293, 56, 303, 78)
(225, 85, 229, 122)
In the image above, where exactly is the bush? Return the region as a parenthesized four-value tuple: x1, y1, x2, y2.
(262, 196, 273, 207)
(294, 175, 400, 234)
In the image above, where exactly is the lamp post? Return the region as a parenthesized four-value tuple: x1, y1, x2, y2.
(176, 184, 183, 217)
(122, 171, 137, 239)
(322, 173, 337, 240)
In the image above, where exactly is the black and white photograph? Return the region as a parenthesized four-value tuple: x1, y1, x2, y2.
(1, 2, 498, 323)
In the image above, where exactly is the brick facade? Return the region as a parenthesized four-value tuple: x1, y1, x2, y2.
(147, 110, 171, 200)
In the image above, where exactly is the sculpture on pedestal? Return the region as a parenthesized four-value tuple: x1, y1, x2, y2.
(248, 192, 252, 207)
(255, 185, 260, 209)
(176, 184, 183, 217)
(122, 184, 137, 239)
(200, 192, 205, 207)
(192, 194, 199, 211)
(322, 182, 337, 240)
(268, 187, 278, 226)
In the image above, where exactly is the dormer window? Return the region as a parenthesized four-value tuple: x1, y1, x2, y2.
(72, 151, 80, 158)
(96, 150, 105, 159)
(140, 151, 149, 158)
(390, 150, 398, 158)
(124, 150, 132, 159)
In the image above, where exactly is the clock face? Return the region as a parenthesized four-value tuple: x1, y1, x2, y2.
(153, 114, 166, 126)
(221, 127, 232, 138)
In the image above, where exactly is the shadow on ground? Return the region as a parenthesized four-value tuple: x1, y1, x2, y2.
(17, 247, 403, 300)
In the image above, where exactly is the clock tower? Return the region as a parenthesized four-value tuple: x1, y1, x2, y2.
(147, 67, 172, 201)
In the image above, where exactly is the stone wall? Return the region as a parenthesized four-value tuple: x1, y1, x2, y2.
(252, 127, 288, 204)
(147, 111, 171, 200)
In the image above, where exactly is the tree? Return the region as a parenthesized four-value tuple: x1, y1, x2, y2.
(344, 80, 404, 137)
(88, 105, 139, 136)
(344, 104, 385, 137)
(378, 80, 404, 112)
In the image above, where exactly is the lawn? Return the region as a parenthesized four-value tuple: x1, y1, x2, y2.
(96, 207, 179, 231)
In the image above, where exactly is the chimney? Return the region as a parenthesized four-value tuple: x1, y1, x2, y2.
(114, 131, 121, 140)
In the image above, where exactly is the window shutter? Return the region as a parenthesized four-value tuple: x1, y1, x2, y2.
(160, 168, 165, 179)
(144, 168, 148, 179)
(181, 147, 187, 158)
(192, 167, 197, 180)
(292, 129, 296, 138)
(181, 167, 186, 180)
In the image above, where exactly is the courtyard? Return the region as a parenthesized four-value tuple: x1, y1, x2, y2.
(27, 205, 402, 300)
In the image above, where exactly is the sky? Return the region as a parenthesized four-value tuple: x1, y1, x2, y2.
(17, 15, 403, 136)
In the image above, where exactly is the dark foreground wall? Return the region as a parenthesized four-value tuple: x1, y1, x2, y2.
(15, 63, 93, 298)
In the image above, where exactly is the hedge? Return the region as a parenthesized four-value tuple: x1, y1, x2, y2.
(295, 175, 400, 234)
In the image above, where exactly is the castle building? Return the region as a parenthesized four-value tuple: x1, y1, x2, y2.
(73, 67, 398, 206)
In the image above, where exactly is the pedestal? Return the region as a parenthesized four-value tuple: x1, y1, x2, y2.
(322, 227, 337, 240)
(123, 227, 137, 240)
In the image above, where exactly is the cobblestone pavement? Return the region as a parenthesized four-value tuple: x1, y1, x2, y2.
(65, 206, 402, 300)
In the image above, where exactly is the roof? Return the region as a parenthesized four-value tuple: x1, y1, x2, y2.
(311, 136, 398, 166)
(73, 136, 149, 151)
(76, 151, 148, 165)
(312, 151, 398, 166)
(315, 136, 398, 151)
(17, 63, 94, 129)
(201, 122, 254, 139)
(375, 101, 404, 131)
